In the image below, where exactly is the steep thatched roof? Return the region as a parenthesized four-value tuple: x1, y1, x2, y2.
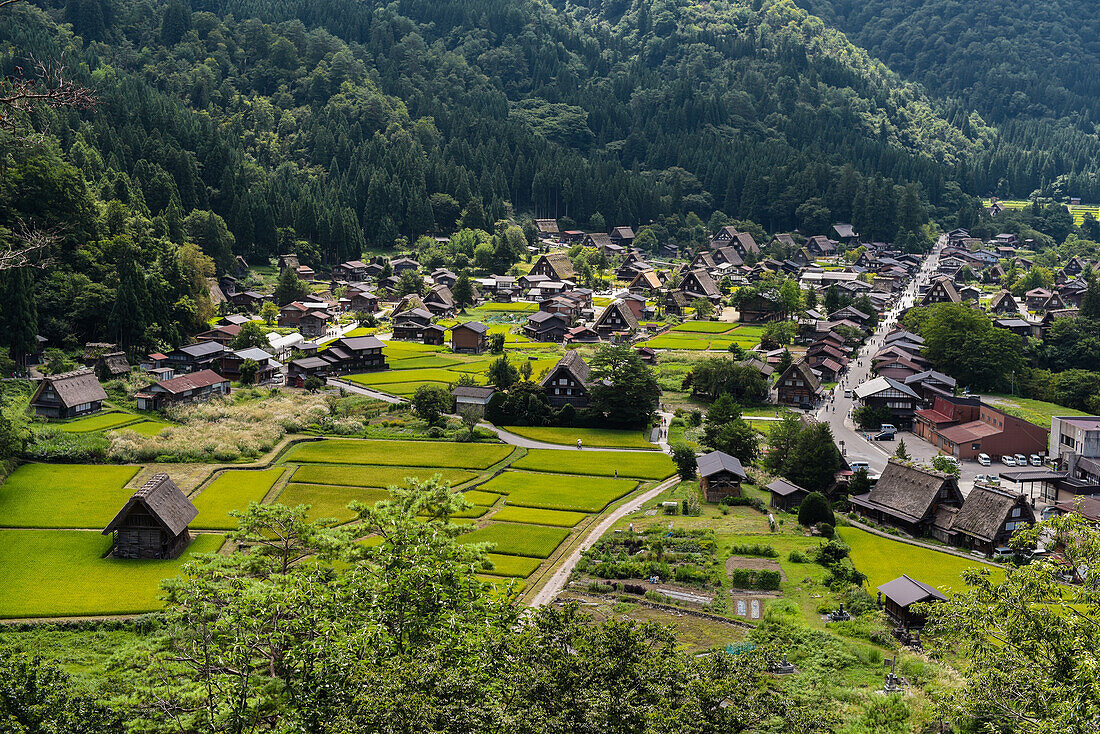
(103, 474, 197, 536)
(856, 458, 959, 523)
(951, 486, 1032, 543)
(32, 369, 108, 408)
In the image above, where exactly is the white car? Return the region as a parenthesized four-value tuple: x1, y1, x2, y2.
(849, 461, 871, 473)
(1014, 453, 1027, 466)
(977, 453, 991, 466)
(1029, 454, 1042, 467)
(1001, 455, 1017, 467)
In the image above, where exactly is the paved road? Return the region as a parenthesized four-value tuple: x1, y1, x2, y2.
(326, 377, 406, 403)
(528, 474, 681, 607)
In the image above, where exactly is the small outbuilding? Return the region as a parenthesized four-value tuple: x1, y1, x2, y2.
(696, 450, 748, 503)
(766, 478, 810, 511)
(451, 321, 489, 354)
(452, 385, 496, 417)
(876, 575, 946, 630)
(102, 474, 198, 559)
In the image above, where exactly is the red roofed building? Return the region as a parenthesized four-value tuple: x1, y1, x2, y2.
(135, 369, 230, 411)
(914, 395, 1049, 460)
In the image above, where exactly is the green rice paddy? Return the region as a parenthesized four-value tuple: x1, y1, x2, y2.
(191, 468, 285, 530)
(478, 471, 638, 513)
(59, 412, 142, 432)
(281, 439, 514, 469)
(501, 426, 655, 449)
(291, 464, 478, 489)
(0, 464, 141, 528)
(460, 522, 570, 558)
(511, 449, 674, 480)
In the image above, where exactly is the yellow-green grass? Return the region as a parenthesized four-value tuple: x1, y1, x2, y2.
(0, 464, 140, 528)
(500, 426, 655, 449)
(983, 394, 1088, 428)
(58, 412, 142, 432)
(349, 368, 474, 386)
(491, 506, 587, 527)
(115, 420, 170, 436)
(462, 490, 503, 506)
(477, 302, 538, 313)
(360, 380, 449, 396)
(282, 439, 514, 469)
(389, 355, 463, 369)
(709, 334, 762, 350)
(837, 527, 1003, 594)
(277, 483, 391, 522)
(479, 471, 638, 513)
(671, 321, 738, 334)
(382, 342, 445, 360)
(731, 324, 767, 337)
(191, 468, 285, 530)
(483, 553, 542, 577)
(642, 335, 712, 350)
(460, 522, 569, 557)
(0, 530, 224, 618)
(291, 464, 478, 489)
(511, 449, 675, 480)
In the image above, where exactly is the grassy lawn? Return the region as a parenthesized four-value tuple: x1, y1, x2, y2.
(0, 464, 141, 528)
(291, 464, 478, 489)
(460, 522, 570, 558)
(58, 412, 142, 432)
(491, 506, 588, 527)
(670, 321, 737, 334)
(501, 426, 655, 449)
(512, 449, 675, 480)
(0, 530, 224, 618)
(282, 439, 514, 469)
(191, 468, 285, 530)
(276, 483, 391, 523)
(837, 526, 1003, 594)
(388, 355, 463, 369)
(479, 470, 638, 512)
(982, 394, 1088, 428)
(483, 553, 542, 577)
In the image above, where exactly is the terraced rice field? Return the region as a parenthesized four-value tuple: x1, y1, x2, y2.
(482, 553, 542, 577)
(291, 464, 478, 489)
(58, 412, 143, 432)
(478, 470, 638, 513)
(191, 468, 285, 530)
(511, 449, 675, 480)
(501, 426, 655, 449)
(0, 530, 225, 618)
(276, 483, 391, 522)
(0, 464, 141, 528)
(459, 522, 570, 558)
(491, 506, 588, 527)
(670, 321, 738, 334)
(281, 439, 514, 469)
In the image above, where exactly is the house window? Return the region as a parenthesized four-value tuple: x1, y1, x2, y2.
(555, 388, 560, 395)
(1011, 507, 1022, 518)
(971, 443, 980, 450)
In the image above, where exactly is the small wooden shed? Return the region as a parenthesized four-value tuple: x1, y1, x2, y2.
(696, 451, 748, 503)
(876, 575, 946, 630)
(102, 474, 198, 559)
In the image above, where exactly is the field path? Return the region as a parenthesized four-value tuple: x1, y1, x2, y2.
(528, 474, 680, 607)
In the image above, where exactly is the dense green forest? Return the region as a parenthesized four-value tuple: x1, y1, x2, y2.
(1, 0, 1096, 351)
(794, 0, 1100, 200)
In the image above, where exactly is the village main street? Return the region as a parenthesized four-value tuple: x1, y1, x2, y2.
(810, 235, 986, 497)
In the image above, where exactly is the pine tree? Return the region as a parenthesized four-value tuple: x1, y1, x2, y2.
(0, 268, 39, 367)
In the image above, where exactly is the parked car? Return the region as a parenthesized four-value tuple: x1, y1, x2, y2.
(1001, 455, 1017, 467)
(849, 461, 870, 473)
(1029, 454, 1042, 467)
(977, 453, 991, 466)
(1014, 453, 1027, 466)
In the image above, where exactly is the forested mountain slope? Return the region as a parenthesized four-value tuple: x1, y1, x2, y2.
(794, 0, 1100, 200)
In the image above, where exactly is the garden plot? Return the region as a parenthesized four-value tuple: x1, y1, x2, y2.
(59, 412, 142, 432)
(0, 530, 224, 618)
(460, 522, 570, 558)
(276, 483, 391, 523)
(511, 449, 674, 480)
(291, 464, 478, 489)
(501, 426, 655, 449)
(281, 439, 514, 469)
(0, 464, 141, 528)
(191, 468, 285, 530)
(478, 471, 638, 513)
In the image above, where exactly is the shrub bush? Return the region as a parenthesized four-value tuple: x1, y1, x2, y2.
(817, 522, 835, 538)
(798, 492, 835, 527)
(788, 550, 809, 563)
(728, 543, 778, 558)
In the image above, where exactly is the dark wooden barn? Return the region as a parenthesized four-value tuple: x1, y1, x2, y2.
(102, 474, 198, 559)
(876, 575, 946, 630)
(696, 451, 748, 503)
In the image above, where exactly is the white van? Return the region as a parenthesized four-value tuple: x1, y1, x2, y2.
(1029, 454, 1042, 467)
(1001, 455, 1017, 467)
(1014, 453, 1027, 466)
(977, 453, 991, 466)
